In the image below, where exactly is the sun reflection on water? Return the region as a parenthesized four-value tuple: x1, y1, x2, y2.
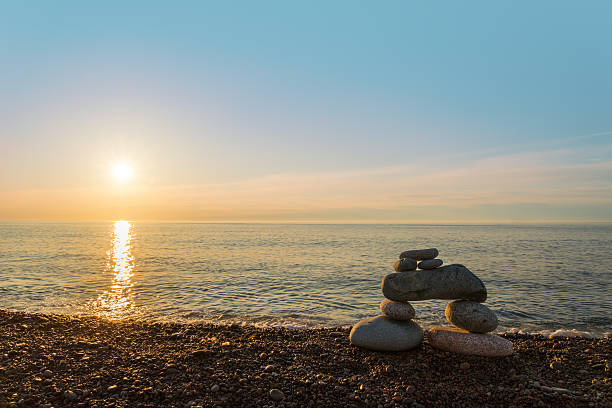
(95, 220, 136, 319)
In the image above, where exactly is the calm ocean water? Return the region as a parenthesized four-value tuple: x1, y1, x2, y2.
(1, 222, 610, 334)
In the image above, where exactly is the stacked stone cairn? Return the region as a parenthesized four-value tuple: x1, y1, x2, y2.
(349, 248, 513, 357)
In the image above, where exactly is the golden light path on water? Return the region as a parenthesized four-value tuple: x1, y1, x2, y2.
(95, 220, 136, 319)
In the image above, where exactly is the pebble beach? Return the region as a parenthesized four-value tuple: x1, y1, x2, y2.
(1, 310, 610, 408)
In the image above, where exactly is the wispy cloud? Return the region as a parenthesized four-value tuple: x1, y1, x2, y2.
(2, 146, 610, 221)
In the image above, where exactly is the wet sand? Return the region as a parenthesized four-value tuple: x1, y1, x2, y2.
(0, 310, 610, 407)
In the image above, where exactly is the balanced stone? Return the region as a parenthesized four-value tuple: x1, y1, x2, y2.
(418, 259, 443, 270)
(382, 264, 487, 302)
(393, 257, 417, 272)
(427, 326, 513, 356)
(445, 300, 498, 333)
(399, 248, 438, 260)
(349, 316, 423, 351)
(380, 299, 415, 321)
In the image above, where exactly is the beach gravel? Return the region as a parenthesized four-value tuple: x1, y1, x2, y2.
(0, 309, 610, 408)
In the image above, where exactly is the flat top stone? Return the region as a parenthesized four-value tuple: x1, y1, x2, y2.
(382, 264, 487, 302)
(399, 248, 438, 260)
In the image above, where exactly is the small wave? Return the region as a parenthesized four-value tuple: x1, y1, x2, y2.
(503, 327, 610, 339)
(164, 313, 612, 337)
(153, 311, 345, 330)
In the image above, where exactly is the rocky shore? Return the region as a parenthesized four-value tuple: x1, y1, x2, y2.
(1, 310, 610, 408)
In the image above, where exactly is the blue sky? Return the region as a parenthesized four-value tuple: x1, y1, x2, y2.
(1, 1, 611, 221)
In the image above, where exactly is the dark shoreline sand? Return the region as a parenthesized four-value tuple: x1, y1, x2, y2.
(1, 310, 610, 408)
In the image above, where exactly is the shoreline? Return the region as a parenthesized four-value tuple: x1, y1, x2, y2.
(3, 308, 610, 339)
(1, 310, 610, 407)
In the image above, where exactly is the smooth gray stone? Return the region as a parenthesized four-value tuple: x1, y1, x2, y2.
(418, 259, 443, 270)
(399, 248, 438, 260)
(349, 316, 423, 351)
(380, 299, 416, 321)
(445, 300, 498, 333)
(382, 264, 487, 302)
(393, 257, 417, 272)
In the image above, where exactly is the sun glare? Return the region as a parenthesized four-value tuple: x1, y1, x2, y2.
(112, 163, 132, 182)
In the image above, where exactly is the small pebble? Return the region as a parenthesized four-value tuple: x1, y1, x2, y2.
(210, 384, 220, 392)
(192, 349, 209, 358)
(459, 362, 470, 370)
(269, 389, 285, 401)
(393, 258, 417, 272)
(550, 361, 562, 370)
(63, 390, 77, 401)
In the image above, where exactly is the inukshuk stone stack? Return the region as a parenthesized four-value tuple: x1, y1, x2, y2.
(350, 248, 513, 356)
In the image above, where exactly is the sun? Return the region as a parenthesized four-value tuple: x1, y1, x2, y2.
(112, 163, 133, 182)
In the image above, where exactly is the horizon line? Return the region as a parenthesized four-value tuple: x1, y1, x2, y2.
(1, 219, 611, 225)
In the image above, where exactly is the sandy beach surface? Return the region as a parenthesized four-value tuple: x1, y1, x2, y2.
(0, 310, 610, 407)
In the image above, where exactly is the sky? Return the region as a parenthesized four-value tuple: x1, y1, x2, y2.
(1, 1, 611, 222)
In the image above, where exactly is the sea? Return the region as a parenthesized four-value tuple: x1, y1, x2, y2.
(1, 222, 610, 336)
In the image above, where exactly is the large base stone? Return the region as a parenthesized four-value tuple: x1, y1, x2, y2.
(349, 316, 423, 351)
(427, 326, 513, 356)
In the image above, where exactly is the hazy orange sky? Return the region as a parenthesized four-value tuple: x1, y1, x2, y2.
(2, 147, 611, 222)
(2, 2, 611, 222)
